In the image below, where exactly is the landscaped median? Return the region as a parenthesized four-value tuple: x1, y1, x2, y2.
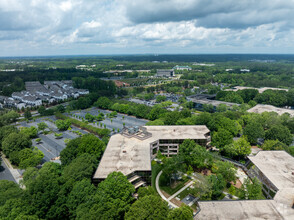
(55, 112, 110, 138)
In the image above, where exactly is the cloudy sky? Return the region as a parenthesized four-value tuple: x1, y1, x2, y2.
(1, 0, 294, 56)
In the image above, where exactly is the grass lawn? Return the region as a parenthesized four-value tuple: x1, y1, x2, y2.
(178, 187, 193, 200)
(160, 178, 189, 195)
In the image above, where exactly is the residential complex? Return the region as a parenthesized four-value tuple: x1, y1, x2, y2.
(197, 151, 294, 219)
(0, 80, 89, 109)
(93, 125, 211, 187)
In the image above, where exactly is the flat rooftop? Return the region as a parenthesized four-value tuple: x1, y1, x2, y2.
(197, 151, 294, 220)
(197, 200, 284, 220)
(247, 104, 294, 117)
(188, 95, 240, 107)
(93, 125, 210, 179)
(225, 86, 289, 93)
(248, 151, 294, 190)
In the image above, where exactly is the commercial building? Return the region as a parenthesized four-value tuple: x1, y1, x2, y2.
(93, 125, 211, 187)
(247, 104, 294, 117)
(156, 69, 175, 78)
(197, 151, 294, 219)
(187, 94, 240, 111)
(173, 65, 192, 71)
(225, 86, 289, 93)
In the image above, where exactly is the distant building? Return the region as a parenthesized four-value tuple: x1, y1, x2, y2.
(225, 86, 289, 93)
(240, 69, 250, 72)
(247, 104, 294, 116)
(187, 94, 240, 111)
(156, 69, 175, 78)
(5, 80, 89, 109)
(173, 65, 192, 71)
(114, 80, 130, 88)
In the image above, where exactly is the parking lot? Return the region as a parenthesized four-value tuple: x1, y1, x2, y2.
(69, 107, 148, 131)
(18, 116, 87, 164)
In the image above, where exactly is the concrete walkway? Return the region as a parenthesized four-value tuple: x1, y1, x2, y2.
(1, 155, 23, 185)
(155, 171, 178, 208)
(168, 181, 194, 201)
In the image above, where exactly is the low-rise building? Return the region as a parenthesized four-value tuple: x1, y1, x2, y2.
(5, 80, 89, 109)
(173, 65, 192, 71)
(156, 69, 175, 78)
(247, 104, 294, 117)
(225, 86, 289, 93)
(197, 151, 294, 219)
(93, 125, 211, 186)
(187, 94, 240, 111)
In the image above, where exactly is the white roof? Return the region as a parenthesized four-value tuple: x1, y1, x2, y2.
(248, 151, 294, 190)
(247, 104, 294, 117)
(94, 125, 210, 179)
(197, 151, 294, 220)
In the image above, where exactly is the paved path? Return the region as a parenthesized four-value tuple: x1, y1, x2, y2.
(155, 170, 178, 208)
(1, 155, 22, 184)
(168, 181, 194, 201)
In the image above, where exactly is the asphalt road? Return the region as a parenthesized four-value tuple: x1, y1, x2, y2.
(0, 159, 16, 183)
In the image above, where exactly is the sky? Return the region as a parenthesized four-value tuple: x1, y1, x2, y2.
(1, 0, 294, 56)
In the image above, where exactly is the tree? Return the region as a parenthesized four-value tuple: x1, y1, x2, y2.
(223, 136, 251, 158)
(2, 132, 32, 158)
(55, 119, 71, 131)
(125, 195, 169, 220)
(23, 162, 61, 219)
(60, 134, 105, 166)
(212, 128, 233, 149)
(212, 161, 237, 183)
(0, 180, 23, 206)
(77, 172, 135, 219)
(85, 113, 95, 122)
(18, 147, 44, 169)
(20, 126, 38, 138)
(37, 122, 48, 131)
(243, 121, 265, 144)
(66, 179, 96, 218)
(156, 95, 167, 103)
(240, 177, 263, 200)
(179, 139, 212, 169)
(137, 186, 157, 198)
(216, 104, 227, 112)
(0, 110, 19, 126)
(208, 174, 226, 200)
(24, 109, 32, 120)
(261, 140, 286, 151)
(0, 125, 17, 144)
(167, 205, 193, 220)
(63, 153, 97, 182)
(265, 125, 292, 145)
(94, 97, 112, 109)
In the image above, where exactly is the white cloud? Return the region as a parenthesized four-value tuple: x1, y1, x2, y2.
(0, 0, 294, 56)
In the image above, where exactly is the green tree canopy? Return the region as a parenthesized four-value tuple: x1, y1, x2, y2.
(125, 195, 169, 220)
(243, 121, 265, 144)
(265, 124, 292, 145)
(167, 204, 193, 220)
(2, 132, 32, 158)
